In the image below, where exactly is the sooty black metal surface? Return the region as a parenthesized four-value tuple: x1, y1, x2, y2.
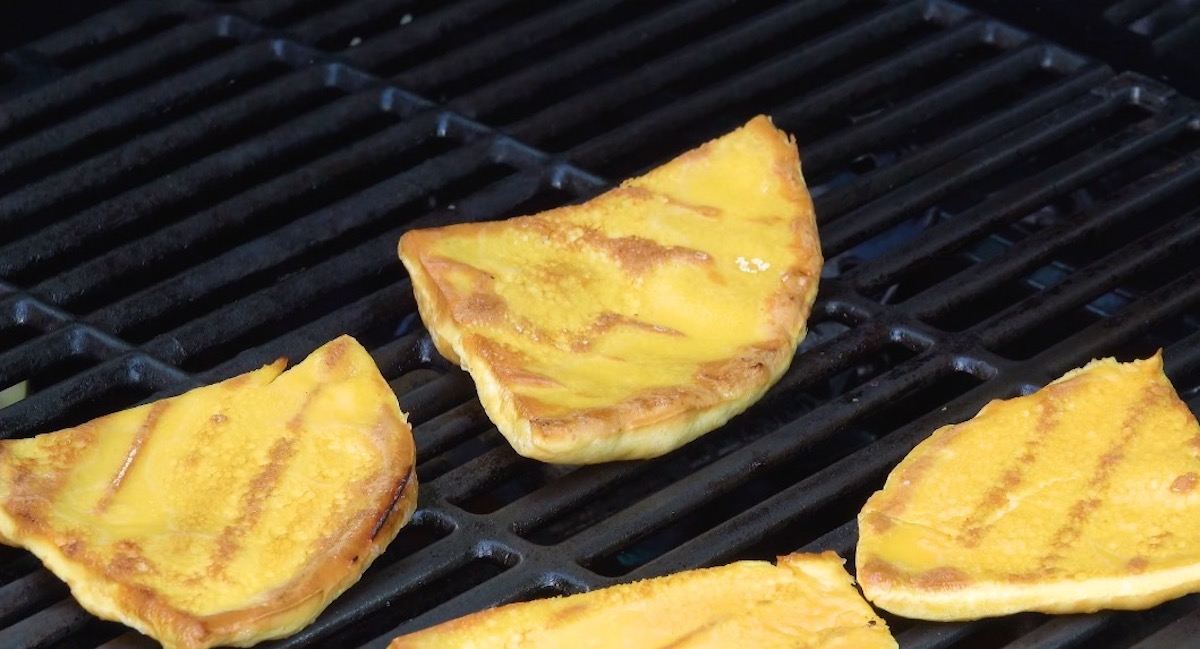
(958, 0, 1200, 99)
(2, 0, 1200, 647)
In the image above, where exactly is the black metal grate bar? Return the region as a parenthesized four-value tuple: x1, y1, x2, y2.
(0, 67, 341, 244)
(796, 45, 1083, 170)
(842, 110, 1193, 295)
(0, 43, 295, 197)
(541, 1, 949, 173)
(279, 0, 521, 74)
(0, 599, 95, 649)
(480, 0, 886, 132)
(819, 90, 1144, 254)
(444, 0, 772, 120)
(392, 0, 647, 96)
(855, 134, 1200, 307)
(19, 1, 187, 70)
(0, 18, 235, 149)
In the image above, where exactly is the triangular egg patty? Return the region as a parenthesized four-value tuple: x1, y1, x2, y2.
(0, 336, 418, 649)
(399, 115, 822, 464)
(858, 353, 1200, 619)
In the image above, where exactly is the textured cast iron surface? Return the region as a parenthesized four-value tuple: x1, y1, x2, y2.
(1, 0, 1200, 647)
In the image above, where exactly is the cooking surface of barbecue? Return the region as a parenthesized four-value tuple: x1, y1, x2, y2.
(399, 115, 821, 464)
(0, 336, 417, 649)
(3, 0, 1200, 647)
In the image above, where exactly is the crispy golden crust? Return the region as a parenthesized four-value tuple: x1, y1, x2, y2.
(399, 115, 822, 464)
(857, 352, 1200, 620)
(388, 552, 896, 648)
(0, 336, 418, 649)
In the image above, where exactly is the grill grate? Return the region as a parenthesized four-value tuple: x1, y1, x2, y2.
(2, 0, 1200, 648)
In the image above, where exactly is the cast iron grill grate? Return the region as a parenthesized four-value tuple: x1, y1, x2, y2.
(2, 0, 1200, 648)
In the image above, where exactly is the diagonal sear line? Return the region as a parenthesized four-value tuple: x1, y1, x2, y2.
(957, 395, 1061, 548)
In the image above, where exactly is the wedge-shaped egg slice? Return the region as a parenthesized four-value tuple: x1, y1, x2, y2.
(858, 353, 1200, 619)
(399, 115, 822, 464)
(390, 552, 896, 648)
(0, 335, 417, 649)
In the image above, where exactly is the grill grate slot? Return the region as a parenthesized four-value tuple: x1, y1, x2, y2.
(991, 245, 1200, 362)
(798, 47, 1076, 186)
(0, 599, 94, 649)
(0, 64, 343, 249)
(0, 21, 241, 150)
(0, 570, 68, 631)
(246, 0, 371, 29)
(75, 128, 469, 337)
(1128, 601, 1200, 649)
(418, 427, 509, 486)
(411, 400, 493, 460)
(530, 2, 945, 174)
(0, 334, 104, 413)
(896, 152, 1200, 336)
(822, 96, 1152, 258)
(486, 182, 586, 221)
(0, 47, 297, 198)
(0, 356, 173, 440)
(0, 323, 42, 355)
(381, 355, 434, 394)
(365, 516, 457, 576)
(0, 550, 38, 584)
(311, 555, 512, 649)
(927, 158, 1200, 335)
(291, 0, 430, 49)
(851, 112, 1194, 307)
(23, 4, 181, 69)
(394, 0, 660, 100)
(495, 0, 890, 145)
(36, 108, 449, 311)
(42, 13, 187, 71)
(563, 362, 982, 574)
(396, 368, 478, 423)
(339, 0, 553, 79)
(117, 160, 524, 371)
(0, 63, 22, 99)
(464, 338, 924, 531)
(663, 19, 960, 129)
(809, 68, 1113, 225)
(297, 0, 499, 55)
(448, 0, 825, 122)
